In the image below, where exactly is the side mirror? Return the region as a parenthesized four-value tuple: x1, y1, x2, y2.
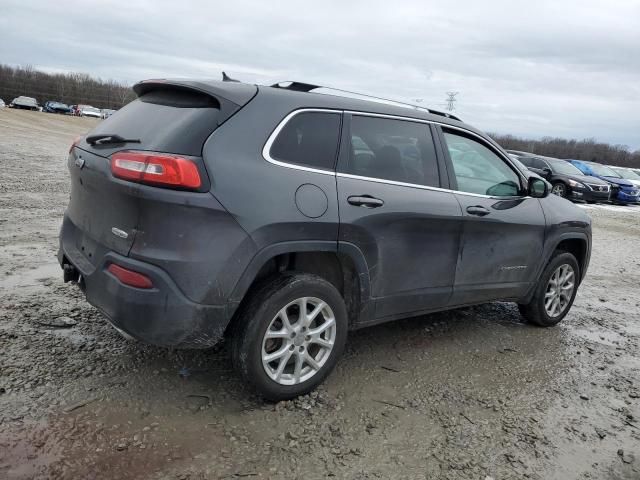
(528, 177, 549, 198)
(542, 167, 552, 177)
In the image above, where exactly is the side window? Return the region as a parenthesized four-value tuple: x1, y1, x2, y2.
(345, 116, 440, 187)
(519, 157, 534, 167)
(269, 111, 341, 170)
(531, 158, 548, 170)
(443, 130, 522, 197)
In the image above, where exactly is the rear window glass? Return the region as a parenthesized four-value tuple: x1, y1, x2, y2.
(85, 88, 221, 156)
(269, 111, 341, 171)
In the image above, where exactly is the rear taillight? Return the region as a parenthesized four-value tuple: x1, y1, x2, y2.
(107, 263, 154, 289)
(110, 151, 201, 189)
(69, 136, 82, 153)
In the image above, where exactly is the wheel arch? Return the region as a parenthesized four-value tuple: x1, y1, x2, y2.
(551, 180, 568, 194)
(522, 232, 590, 304)
(554, 236, 589, 279)
(226, 241, 371, 334)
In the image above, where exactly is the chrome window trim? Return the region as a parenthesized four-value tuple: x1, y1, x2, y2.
(262, 108, 342, 177)
(336, 172, 526, 200)
(262, 108, 528, 199)
(336, 172, 450, 194)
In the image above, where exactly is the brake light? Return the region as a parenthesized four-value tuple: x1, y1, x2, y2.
(69, 136, 82, 153)
(107, 264, 154, 289)
(111, 151, 201, 189)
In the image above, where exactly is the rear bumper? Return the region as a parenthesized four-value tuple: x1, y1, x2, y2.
(58, 216, 230, 348)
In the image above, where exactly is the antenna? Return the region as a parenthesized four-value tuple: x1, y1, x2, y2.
(222, 71, 240, 82)
(445, 92, 459, 111)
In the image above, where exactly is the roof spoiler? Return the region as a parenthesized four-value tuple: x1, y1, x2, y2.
(133, 78, 257, 125)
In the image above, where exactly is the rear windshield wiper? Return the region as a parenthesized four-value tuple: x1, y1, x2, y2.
(86, 134, 141, 146)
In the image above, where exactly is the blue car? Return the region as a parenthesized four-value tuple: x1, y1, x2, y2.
(43, 101, 72, 114)
(569, 160, 639, 204)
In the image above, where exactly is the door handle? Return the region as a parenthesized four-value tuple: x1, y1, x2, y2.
(466, 205, 490, 216)
(347, 195, 384, 208)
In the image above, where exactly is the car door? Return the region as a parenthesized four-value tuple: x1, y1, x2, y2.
(437, 127, 546, 305)
(336, 113, 463, 322)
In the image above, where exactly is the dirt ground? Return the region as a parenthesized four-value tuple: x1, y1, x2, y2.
(1, 108, 639, 480)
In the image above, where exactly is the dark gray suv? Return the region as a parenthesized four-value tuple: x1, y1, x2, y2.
(59, 78, 591, 400)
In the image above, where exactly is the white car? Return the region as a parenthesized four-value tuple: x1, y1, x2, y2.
(100, 108, 116, 119)
(78, 105, 102, 118)
(10, 96, 39, 111)
(0, 98, 5, 108)
(609, 165, 640, 188)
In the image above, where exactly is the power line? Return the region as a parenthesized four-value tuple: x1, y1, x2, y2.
(445, 92, 459, 112)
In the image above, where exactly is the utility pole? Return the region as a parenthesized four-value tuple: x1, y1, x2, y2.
(445, 92, 459, 111)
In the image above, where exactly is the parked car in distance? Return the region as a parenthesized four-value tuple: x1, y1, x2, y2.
(569, 160, 639, 204)
(77, 105, 102, 118)
(608, 166, 640, 189)
(516, 155, 610, 202)
(506, 149, 535, 157)
(43, 101, 72, 114)
(59, 77, 592, 400)
(100, 108, 116, 119)
(0, 98, 5, 108)
(10, 96, 39, 111)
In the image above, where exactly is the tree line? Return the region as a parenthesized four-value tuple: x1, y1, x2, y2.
(1, 64, 638, 167)
(0, 64, 136, 110)
(490, 133, 640, 168)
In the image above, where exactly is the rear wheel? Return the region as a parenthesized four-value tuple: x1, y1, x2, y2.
(231, 273, 348, 401)
(551, 182, 567, 197)
(519, 252, 579, 327)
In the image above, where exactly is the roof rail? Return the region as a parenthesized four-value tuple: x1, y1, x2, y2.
(271, 81, 320, 92)
(271, 81, 461, 121)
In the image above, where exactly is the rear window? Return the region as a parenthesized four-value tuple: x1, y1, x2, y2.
(85, 87, 221, 156)
(269, 111, 341, 171)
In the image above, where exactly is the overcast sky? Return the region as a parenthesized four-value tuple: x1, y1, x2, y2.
(2, 0, 639, 148)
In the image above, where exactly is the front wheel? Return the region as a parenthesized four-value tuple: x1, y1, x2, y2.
(231, 273, 348, 401)
(551, 182, 567, 198)
(519, 252, 579, 327)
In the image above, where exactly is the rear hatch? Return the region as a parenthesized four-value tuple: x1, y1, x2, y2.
(66, 79, 256, 262)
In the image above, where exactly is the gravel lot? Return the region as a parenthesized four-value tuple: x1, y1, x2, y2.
(1, 108, 639, 480)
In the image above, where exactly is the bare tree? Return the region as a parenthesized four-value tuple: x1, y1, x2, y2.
(490, 133, 640, 168)
(0, 63, 133, 110)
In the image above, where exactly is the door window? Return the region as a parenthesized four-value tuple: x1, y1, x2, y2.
(518, 157, 534, 167)
(443, 131, 521, 197)
(530, 158, 548, 170)
(345, 116, 440, 187)
(270, 111, 341, 170)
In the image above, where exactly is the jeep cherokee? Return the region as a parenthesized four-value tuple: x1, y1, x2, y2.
(59, 78, 592, 400)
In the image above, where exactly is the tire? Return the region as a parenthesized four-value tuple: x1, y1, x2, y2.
(231, 273, 348, 401)
(551, 182, 567, 198)
(519, 252, 580, 327)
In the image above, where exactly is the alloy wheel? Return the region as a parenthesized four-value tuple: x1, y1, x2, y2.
(261, 297, 336, 385)
(551, 184, 566, 197)
(544, 264, 575, 317)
